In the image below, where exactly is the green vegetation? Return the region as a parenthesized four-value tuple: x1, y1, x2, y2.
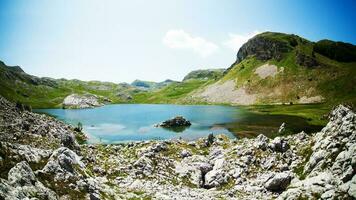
(131, 79, 217, 104)
(183, 69, 224, 81)
(131, 79, 176, 90)
(314, 39, 356, 62)
(0, 32, 355, 127)
(0, 61, 139, 108)
(293, 143, 314, 180)
(245, 104, 329, 126)
(217, 32, 356, 124)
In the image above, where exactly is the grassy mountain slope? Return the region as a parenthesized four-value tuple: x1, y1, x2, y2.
(183, 69, 224, 81)
(0, 32, 355, 114)
(190, 32, 356, 106)
(131, 79, 177, 90)
(0, 61, 139, 108)
(131, 69, 224, 104)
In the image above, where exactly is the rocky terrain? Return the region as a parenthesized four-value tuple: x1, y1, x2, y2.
(62, 94, 107, 109)
(0, 94, 355, 199)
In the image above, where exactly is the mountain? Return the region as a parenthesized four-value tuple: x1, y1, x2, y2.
(131, 79, 177, 90)
(182, 69, 224, 81)
(188, 32, 356, 106)
(0, 61, 139, 108)
(0, 32, 355, 109)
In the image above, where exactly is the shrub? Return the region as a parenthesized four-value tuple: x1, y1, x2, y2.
(15, 101, 24, 112)
(74, 122, 83, 132)
(207, 133, 215, 145)
(24, 104, 32, 112)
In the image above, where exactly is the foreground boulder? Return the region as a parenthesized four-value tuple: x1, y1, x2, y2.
(38, 147, 85, 185)
(0, 161, 57, 200)
(264, 172, 292, 191)
(62, 93, 104, 109)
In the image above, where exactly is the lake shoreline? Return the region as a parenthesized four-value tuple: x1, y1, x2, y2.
(35, 103, 324, 144)
(1, 94, 355, 199)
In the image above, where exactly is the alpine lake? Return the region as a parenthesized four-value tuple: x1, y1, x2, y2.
(36, 104, 324, 144)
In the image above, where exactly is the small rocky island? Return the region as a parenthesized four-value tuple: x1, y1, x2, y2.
(155, 116, 191, 128)
(0, 95, 355, 199)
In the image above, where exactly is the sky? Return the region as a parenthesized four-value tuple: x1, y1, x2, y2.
(0, 0, 355, 83)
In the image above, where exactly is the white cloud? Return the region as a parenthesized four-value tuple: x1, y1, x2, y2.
(163, 30, 218, 57)
(223, 31, 261, 51)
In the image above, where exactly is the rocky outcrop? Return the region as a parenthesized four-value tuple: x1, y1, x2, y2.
(62, 93, 104, 109)
(236, 32, 295, 64)
(264, 172, 292, 191)
(156, 116, 191, 128)
(1, 92, 355, 199)
(296, 51, 318, 67)
(0, 161, 57, 200)
(0, 95, 80, 151)
(279, 105, 356, 199)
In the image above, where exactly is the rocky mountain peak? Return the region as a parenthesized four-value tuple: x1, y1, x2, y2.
(235, 32, 306, 64)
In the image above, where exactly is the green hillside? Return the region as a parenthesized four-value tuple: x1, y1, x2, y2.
(0, 61, 139, 108)
(0, 32, 355, 114)
(131, 79, 216, 104)
(190, 32, 356, 106)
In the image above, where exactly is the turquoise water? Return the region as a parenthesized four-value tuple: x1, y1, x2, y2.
(36, 104, 323, 143)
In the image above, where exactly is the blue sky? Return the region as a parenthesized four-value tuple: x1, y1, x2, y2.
(0, 0, 355, 83)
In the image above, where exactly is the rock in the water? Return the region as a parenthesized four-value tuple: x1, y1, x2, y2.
(157, 116, 191, 128)
(264, 172, 292, 191)
(63, 93, 104, 109)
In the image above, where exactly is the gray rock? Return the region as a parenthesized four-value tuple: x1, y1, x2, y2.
(38, 147, 85, 184)
(63, 93, 104, 109)
(204, 158, 230, 188)
(254, 134, 269, 150)
(180, 149, 192, 158)
(8, 161, 36, 187)
(346, 175, 356, 198)
(269, 137, 289, 152)
(134, 156, 153, 176)
(264, 172, 292, 191)
(4, 161, 57, 200)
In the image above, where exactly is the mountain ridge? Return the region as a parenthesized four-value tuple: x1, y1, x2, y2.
(0, 31, 355, 110)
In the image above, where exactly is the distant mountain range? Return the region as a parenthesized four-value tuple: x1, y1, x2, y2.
(1, 32, 355, 108)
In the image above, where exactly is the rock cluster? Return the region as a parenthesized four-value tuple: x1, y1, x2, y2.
(62, 93, 104, 109)
(0, 95, 80, 151)
(156, 116, 192, 128)
(0, 94, 355, 199)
